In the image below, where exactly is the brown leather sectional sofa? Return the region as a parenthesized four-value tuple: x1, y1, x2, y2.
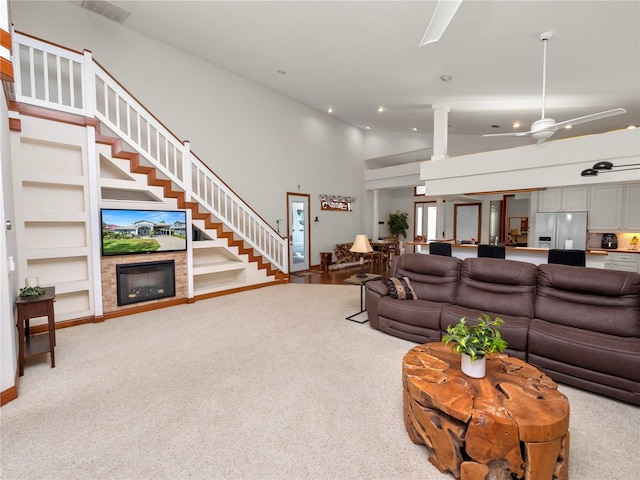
(365, 253, 640, 405)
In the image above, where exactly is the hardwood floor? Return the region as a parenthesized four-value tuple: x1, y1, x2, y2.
(288, 265, 365, 284)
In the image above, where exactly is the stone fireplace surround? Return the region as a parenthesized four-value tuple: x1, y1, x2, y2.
(101, 252, 187, 314)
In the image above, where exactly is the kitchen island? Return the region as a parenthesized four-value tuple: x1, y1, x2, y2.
(406, 242, 612, 268)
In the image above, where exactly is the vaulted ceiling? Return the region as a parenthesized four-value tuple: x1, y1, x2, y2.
(81, 1, 640, 160)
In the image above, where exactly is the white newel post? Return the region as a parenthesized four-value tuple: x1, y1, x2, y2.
(83, 50, 95, 118)
(183, 141, 192, 202)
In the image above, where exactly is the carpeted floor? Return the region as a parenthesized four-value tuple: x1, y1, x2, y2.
(1, 284, 638, 479)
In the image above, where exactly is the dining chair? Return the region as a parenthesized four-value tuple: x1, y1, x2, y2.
(548, 249, 586, 267)
(429, 242, 452, 257)
(477, 244, 506, 259)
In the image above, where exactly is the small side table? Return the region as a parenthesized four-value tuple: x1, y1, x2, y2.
(16, 286, 56, 376)
(344, 273, 381, 323)
(320, 252, 333, 271)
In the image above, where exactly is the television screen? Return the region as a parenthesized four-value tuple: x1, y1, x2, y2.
(100, 209, 187, 256)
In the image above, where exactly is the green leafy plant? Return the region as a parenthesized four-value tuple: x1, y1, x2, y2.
(19, 286, 46, 298)
(388, 211, 409, 238)
(442, 314, 508, 361)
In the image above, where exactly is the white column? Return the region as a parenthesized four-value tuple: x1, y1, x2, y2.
(372, 189, 380, 240)
(436, 198, 446, 239)
(431, 105, 450, 161)
(86, 126, 103, 317)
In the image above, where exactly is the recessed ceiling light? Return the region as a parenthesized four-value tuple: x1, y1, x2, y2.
(277, 70, 286, 75)
(512, 122, 521, 129)
(627, 125, 637, 130)
(377, 106, 384, 113)
(365, 126, 371, 130)
(440, 75, 452, 82)
(327, 108, 333, 114)
(412, 127, 418, 131)
(565, 125, 573, 130)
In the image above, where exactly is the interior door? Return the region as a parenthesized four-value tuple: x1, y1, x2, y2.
(414, 201, 437, 253)
(287, 193, 310, 272)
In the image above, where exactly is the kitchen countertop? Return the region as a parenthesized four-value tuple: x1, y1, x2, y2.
(406, 242, 640, 255)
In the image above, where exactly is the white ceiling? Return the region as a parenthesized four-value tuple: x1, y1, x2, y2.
(92, 1, 640, 160)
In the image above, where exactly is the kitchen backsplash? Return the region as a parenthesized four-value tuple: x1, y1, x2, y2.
(587, 232, 640, 250)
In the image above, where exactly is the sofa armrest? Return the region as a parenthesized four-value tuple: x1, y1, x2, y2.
(366, 280, 388, 297)
(365, 280, 388, 330)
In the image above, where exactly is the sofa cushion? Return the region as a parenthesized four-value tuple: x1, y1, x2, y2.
(535, 264, 640, 337)
(382, 276, 417, 300)
(391, 253, 462, 303)
(454, 258, 537, 318)
(529, 319, 640, 382)
(378, 297, 446, 331)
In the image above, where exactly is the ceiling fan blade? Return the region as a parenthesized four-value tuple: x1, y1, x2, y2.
(419, 0, 462, 46)
(551, 108, 627, 129)
(482, 131, 533, 138)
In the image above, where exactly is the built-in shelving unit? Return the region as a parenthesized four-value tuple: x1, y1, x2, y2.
(191, 237, 247, 295)
(12, 118, 95, 322)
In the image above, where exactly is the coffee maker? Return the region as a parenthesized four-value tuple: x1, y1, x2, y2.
(601, 233, 618, 249)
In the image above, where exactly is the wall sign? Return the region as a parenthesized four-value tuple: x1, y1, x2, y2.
(320, 194, 355, 212)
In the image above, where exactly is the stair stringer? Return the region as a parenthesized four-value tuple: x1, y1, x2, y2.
(94, 128, 288, 298)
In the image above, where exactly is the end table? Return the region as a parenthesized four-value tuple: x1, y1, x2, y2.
(16, 286, 56, 376)
(344, 273, 381, 323)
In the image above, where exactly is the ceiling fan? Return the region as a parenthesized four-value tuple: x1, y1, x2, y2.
(419, 0, 463, 46)
(483, 32, 627, 144)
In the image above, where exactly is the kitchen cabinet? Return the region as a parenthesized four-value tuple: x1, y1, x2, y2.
(622, 184, 640, 230)
(588, 185, 623, 231)
(604, 252, 640, 273)
(538, 187, 588, 212)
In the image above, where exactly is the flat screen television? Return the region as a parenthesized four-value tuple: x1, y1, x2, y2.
(100, 208, 187, 256)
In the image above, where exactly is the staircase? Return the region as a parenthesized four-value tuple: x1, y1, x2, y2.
(7, 31, 288, 319)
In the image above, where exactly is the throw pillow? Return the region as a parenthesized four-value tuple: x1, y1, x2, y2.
(383, 276, 418, 300)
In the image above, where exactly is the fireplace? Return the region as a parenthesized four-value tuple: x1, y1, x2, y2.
(116, 260, 176, 306)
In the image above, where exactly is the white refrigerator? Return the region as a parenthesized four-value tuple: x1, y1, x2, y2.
(535, 212, 588, 249)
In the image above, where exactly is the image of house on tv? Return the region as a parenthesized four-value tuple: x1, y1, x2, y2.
(109, 219, 187, 237)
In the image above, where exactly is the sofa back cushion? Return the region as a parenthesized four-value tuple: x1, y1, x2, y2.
(455, 258, 537, 317)
(535, 264, 640, 337)
(391, 253, 461, 303)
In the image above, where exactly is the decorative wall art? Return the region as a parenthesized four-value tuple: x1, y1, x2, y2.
(320, 194, 356, 212)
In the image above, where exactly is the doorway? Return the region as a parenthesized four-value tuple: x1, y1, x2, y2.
(287, 193, 310, 273)
(414, 201, 437, 253)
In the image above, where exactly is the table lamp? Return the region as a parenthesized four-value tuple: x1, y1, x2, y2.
(350, 234, 373, 278)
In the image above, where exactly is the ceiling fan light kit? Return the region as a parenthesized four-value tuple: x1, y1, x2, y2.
(580, 161, 640, 177)
(483, 31, 627, 144)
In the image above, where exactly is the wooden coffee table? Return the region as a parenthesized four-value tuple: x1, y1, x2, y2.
(402, 343, 570, 480)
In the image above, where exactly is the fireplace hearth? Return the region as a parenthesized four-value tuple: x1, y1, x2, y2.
(116, 260, 176, 306)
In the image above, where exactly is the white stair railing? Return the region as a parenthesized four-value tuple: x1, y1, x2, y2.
(11, 32, 288, 273)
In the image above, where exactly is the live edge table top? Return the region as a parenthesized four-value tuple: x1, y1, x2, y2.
(402, 342, 570, 480)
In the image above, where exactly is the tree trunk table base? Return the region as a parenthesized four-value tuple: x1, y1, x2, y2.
(402, 343, 570, 480)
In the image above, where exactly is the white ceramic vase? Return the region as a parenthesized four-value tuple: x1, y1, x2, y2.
(461, 354, 486, 378)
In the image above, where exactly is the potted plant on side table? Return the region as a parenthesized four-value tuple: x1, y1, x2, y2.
(442, 314, 508, 378)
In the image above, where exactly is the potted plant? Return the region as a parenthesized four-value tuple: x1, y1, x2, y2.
(442, 314, 508, 378)
(388, 210, 409, 239)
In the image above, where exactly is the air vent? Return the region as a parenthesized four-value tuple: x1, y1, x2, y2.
(80, 0, 130, 24)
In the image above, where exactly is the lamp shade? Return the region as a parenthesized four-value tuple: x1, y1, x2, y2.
(350, 235, 373, 254)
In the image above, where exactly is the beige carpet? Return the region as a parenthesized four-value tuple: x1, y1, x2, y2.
(1, 284, 638, 479)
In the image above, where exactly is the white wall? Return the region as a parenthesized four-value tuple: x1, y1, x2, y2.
(9, 1, 366, 262)
(1, 63, 19, 393)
